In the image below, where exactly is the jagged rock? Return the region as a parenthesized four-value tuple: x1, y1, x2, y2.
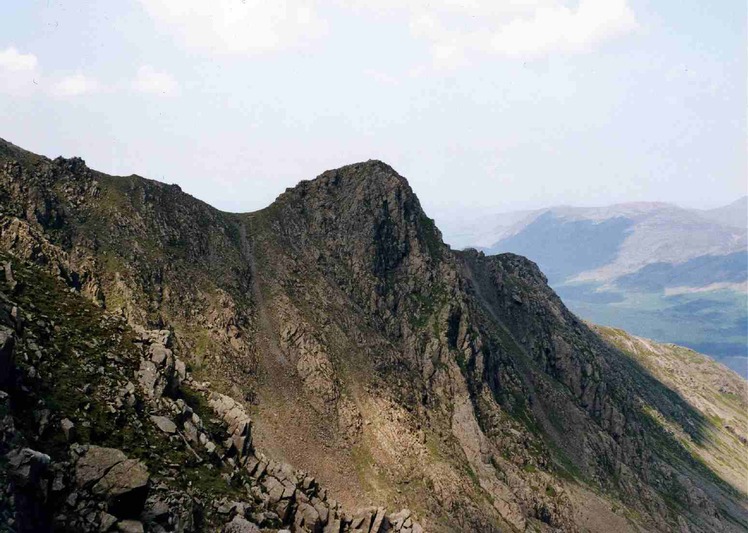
(350, 508, 375, 531)
(262, 475, 286, 504)
(134, 332, 180, 399)
(208, 391, 253, 460)
(275, 499, 293, 523)
(371, 507, 387, 532)
(141, 495, 170, 524)
(313, 500, 329, 525)
(175, 359, 187, 382)
(35, 408, 51, 436)
(294, 501, 321, 532)
(133, 327, 172, 348)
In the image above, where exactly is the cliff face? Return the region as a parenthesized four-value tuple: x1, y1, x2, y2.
(0, 138, 745, 532)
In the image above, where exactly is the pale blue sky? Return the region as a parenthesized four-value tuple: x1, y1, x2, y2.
(0, 1, 745, 221)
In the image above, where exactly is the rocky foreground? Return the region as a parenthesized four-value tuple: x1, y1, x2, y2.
(0, 138, 746, 532)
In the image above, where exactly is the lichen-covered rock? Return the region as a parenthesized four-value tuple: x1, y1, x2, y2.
(74, 446, 128, 489)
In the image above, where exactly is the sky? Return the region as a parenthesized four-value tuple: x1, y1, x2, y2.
(0, 1, 745, 226)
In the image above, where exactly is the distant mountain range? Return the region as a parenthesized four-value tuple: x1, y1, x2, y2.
(441, 197, 748, 375)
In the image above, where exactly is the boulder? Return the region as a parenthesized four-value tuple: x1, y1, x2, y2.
(150, 415, 177, 434)
(7, 447, 50, 488)
(75, 446, 127, 489)
(74, 446, 149, 518)
(92, 458, 149, 516)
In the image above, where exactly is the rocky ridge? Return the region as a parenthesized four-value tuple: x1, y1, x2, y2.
(0, 138, 746, 532)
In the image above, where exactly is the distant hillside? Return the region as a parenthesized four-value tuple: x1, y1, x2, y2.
(439, 200, 748, 375)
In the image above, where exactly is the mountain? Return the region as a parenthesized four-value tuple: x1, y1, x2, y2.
(0, 138, 746, 532)
(439, 201, 748, 375)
